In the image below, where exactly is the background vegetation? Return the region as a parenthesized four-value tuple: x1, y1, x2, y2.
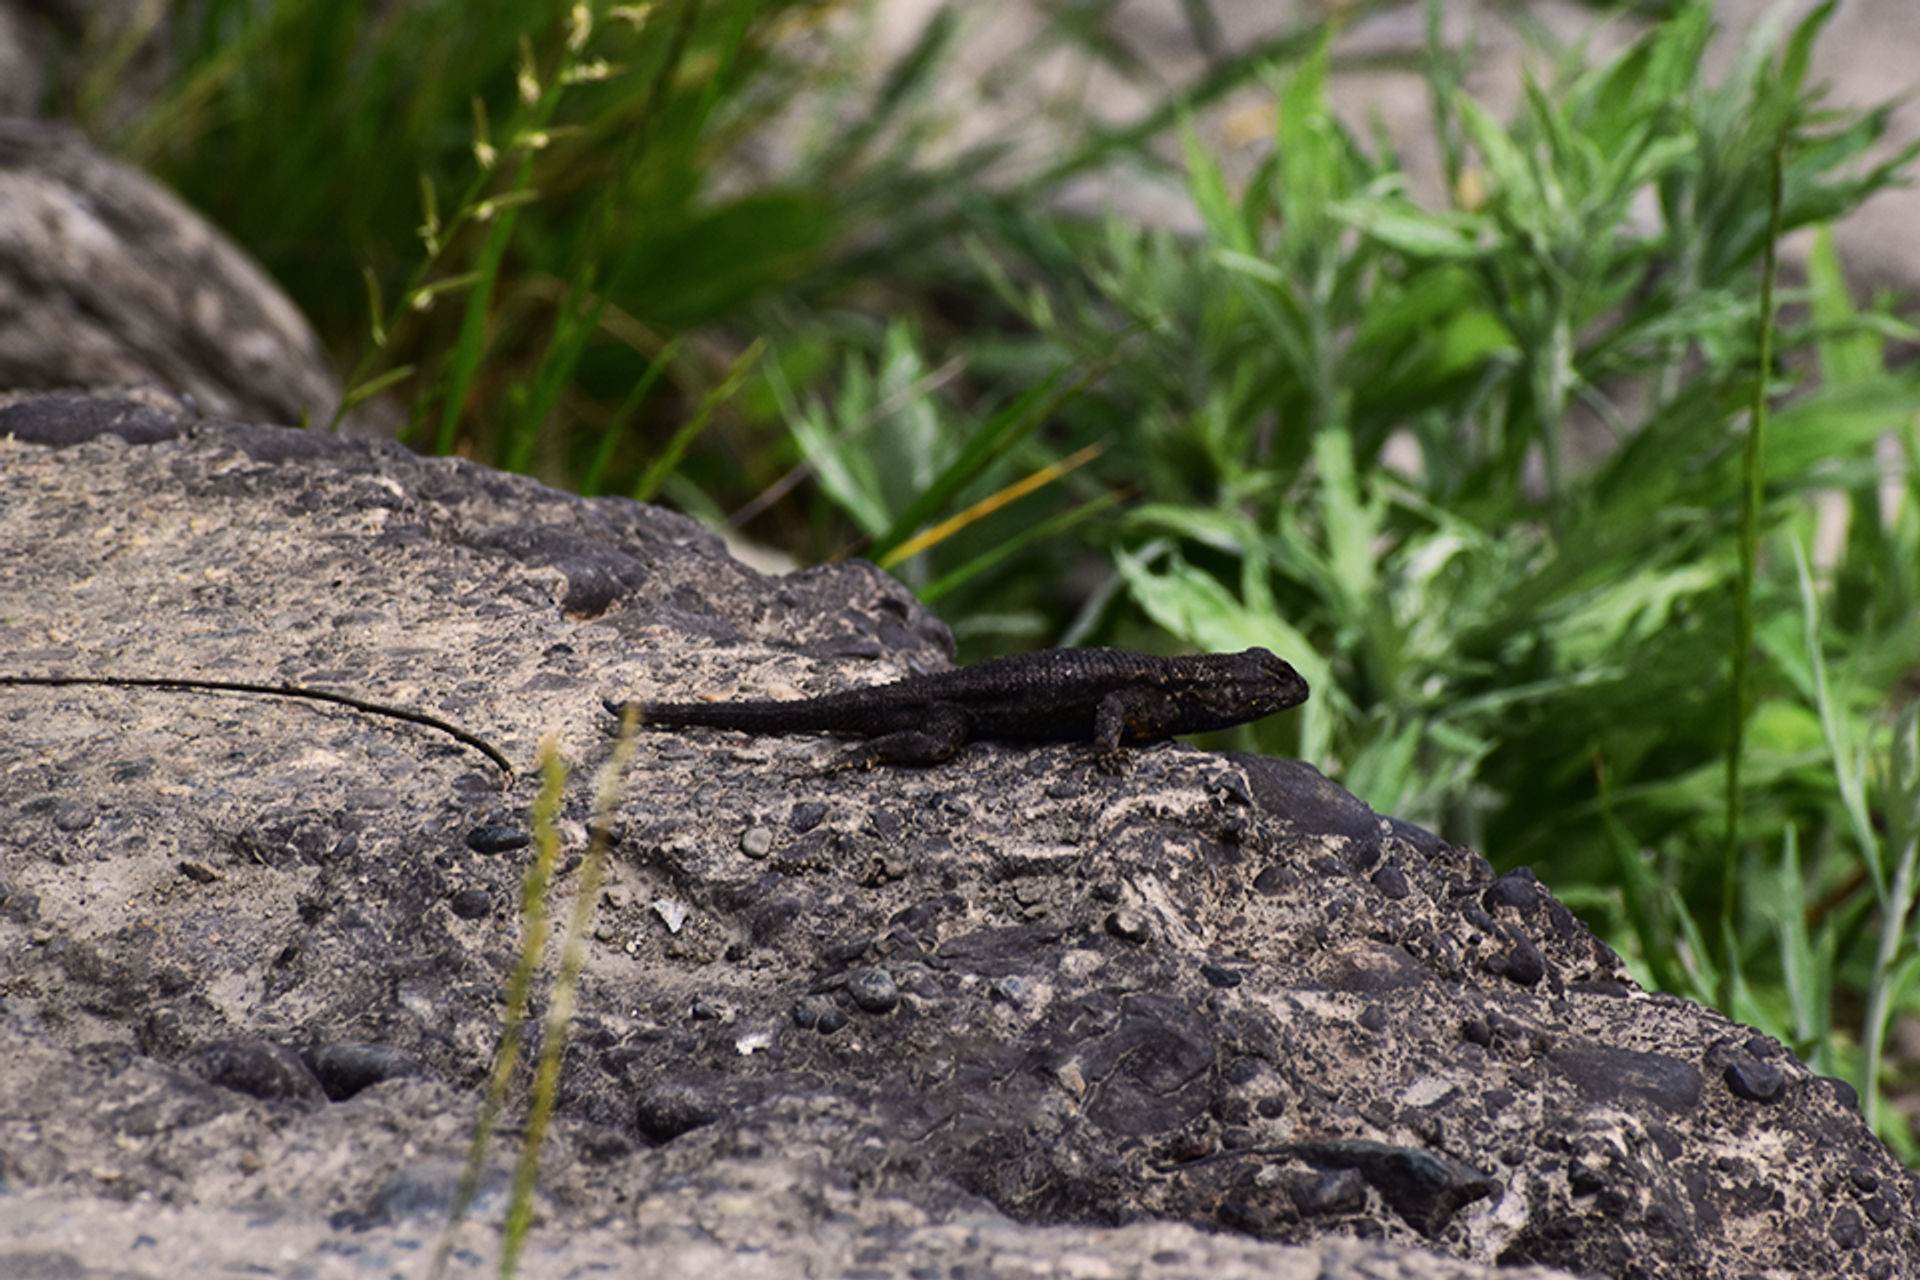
(49, 0, 1920, 1156)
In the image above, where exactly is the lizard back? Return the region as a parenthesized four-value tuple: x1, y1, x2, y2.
(634, 646, 1307, 746)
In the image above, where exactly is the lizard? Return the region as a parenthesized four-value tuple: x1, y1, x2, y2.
(605, 646, 1308, 774)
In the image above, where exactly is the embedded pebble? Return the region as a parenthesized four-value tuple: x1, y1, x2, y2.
(1253, 865, 1296, 896)
(52, 802, 96, 833)
(305, 1041, 426, 1100)
(846, 965, 899, 1013)
(1499, 928, 1546, 986)
(464, 824, 529, 854)
(791, 999, 847, 1034)
(1461, 902, 1497, 934)
(635, 1081, 721, 1142)
(1568, 1159, 1608, 1196)
(186, 1038, 327, 1103)
(1290, 1167, 1367, 1216)
(376, 1159, 511, 1223)
(1484, 868, 1542, 911)
(1371, 864, 1410, 900)
(1105, 909, 1150, 943)
(1200, 963, 1243, 989)
(740, 826, 773, 858)
(448, 887, 492, 919)
(1726, 1059, 1787, 1103)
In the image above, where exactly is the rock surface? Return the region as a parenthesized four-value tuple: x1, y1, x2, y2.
(3, 390, 1916, 1278)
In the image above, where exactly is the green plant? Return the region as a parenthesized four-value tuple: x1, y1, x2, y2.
(104, 0, 928, 478)
(428, 735, 567, 1280)
(429, 713, 638, 1279)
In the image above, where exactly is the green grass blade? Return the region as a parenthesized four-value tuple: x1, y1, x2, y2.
(581, 335, 685, 497)
(501, 711, 640, 1277)
(868, 354, 1116, 563)
(633, 339, 765, 503)
(1719, 126, 1784, 1009)
(917, 487, 1127, 603)
(429, 737, 566, 1280)
(436, 166, 532, 456)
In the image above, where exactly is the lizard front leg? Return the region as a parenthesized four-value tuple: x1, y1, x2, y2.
(1091, 691, 1135, 774)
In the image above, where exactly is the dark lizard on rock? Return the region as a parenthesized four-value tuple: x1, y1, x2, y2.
(606, 646, 1309, 774)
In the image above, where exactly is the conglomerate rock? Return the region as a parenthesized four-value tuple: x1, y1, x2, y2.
(1, 391, 1915, 1279)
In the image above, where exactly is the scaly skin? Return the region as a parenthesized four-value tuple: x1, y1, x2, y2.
(610, 646, 1309, 773)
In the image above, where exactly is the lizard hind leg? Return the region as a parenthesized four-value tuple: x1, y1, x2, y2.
(827, 702, 974, 772)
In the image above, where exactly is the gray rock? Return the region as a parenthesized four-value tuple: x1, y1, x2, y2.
(183, 1037, 327, 1104)
(0, 119, 342, 427)
(0, 4, 42, 117)
(3, 392, 1915, 1278)
(303, 1041, 429, 1101)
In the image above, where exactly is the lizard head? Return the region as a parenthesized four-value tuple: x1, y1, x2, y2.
(1180, 647, 1310, 731)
